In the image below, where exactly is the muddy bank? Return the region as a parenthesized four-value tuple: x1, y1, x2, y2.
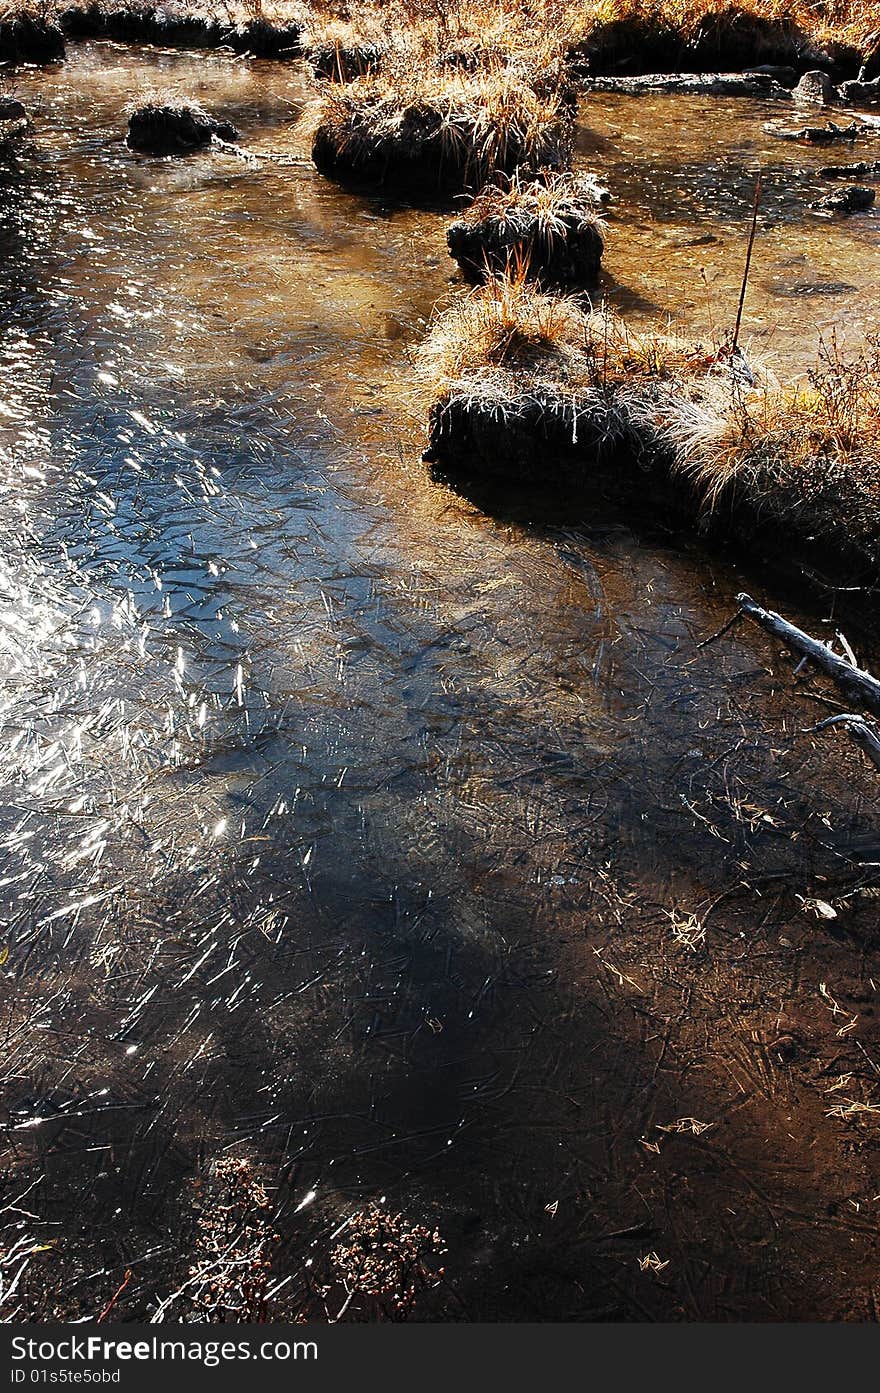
(0, 15, 65, 65)
(570, 11, 863, 82)
(424, 382, 880, 591)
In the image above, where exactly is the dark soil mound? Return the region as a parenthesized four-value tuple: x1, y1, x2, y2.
(0, 15, 65, 65)
(0, 98, 27, 121)
(227, 19, 301, 58)
(447, 208, 603, 288)
(572, 4, 851, 78)
(61, 5, 218, 44)
(686, 6, 822, 70)
(312, 104, 570, 198)
(127, 104, 239, 156)
(425, 388, 880, 583)
(570, 16, 683, 76)
(425, 390, 622, 487)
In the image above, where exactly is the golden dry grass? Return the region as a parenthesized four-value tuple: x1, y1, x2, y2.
(7, 0, 879, 61)
(576, 1, 880, 52)
(420, 270, 718, 396)
(456, 170, 608, 234)
(297, 0, 880, 66)
(304, 53, 574, 190)
(662, 330, 880, 508)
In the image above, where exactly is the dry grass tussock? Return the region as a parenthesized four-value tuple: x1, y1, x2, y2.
(420, 270, 719, 400)
(422, 274, 880, 535)
(458, 170, 609, 238)
(299, 0, 575, 70)
(304, 51, 573, 190)
(446, 171, 609, 285)
(661, 330, 880, 510)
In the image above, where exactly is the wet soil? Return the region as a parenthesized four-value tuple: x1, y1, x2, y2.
(126, 102, 238, 154)
(1, 43, 879, 1323)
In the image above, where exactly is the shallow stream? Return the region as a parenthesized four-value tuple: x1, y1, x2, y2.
(1, 43, 879, 1321)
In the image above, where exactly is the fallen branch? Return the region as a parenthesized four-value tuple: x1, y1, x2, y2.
(736, 592, 880, 719)
(811, 714, 880, 772)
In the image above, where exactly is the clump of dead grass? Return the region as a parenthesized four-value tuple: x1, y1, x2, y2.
(300, 0, 572, 76)
(447, 171, 610, 287)
(660, 330, 880, 514)
(421, 269, 716, 398)
(306, 54, 574, 193)
(458, 169, 609, 234)
(422, 272, 880, 569)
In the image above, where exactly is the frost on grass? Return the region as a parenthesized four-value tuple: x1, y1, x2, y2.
(447, 172, 608, 288)
(420, 273, 880, 578)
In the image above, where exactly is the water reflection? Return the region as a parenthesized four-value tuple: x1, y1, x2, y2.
(576, 91, 880, 372)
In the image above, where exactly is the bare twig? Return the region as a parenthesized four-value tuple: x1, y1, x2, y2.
(811, 714, 880, 771)
(732, 171, 762, 355)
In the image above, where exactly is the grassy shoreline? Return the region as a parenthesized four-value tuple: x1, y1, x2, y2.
(421, 277, 880, 585)
(1, 2, 879, 75)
